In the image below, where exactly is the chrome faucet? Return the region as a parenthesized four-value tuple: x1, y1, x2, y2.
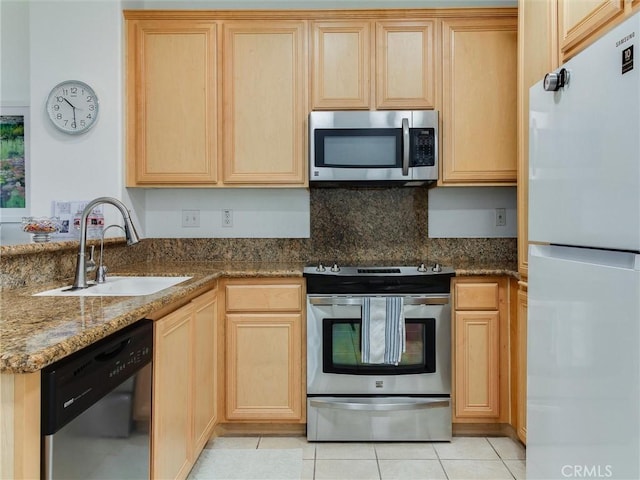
(71, 197, 141, 289)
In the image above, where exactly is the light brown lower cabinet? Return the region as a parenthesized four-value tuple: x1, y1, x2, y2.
(152, 288, 218, 480)
(516, 285, 528, 443)
(223, 278, 305, 423)
(452, 277, 509, 424)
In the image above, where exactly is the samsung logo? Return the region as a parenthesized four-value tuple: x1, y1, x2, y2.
(616, 32, 635, 47)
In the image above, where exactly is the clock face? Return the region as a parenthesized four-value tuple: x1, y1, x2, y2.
(46, 80, 99, 134)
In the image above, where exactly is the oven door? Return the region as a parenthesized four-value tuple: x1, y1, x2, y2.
(306, 295, 451, 395)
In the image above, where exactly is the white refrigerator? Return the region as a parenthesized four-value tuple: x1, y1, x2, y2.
(528, 11, 640, 480)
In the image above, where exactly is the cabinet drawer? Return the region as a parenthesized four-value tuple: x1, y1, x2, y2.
(455, 282, 500, 310)
(226, 284, 303, 312)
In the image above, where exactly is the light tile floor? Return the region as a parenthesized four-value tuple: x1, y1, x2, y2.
(195, 435, 526, 480)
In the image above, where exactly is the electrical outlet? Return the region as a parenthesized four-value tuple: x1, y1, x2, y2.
(222, 209, 233, 228)
(182, 209, 200, 228)
(495, 208, 506, 227)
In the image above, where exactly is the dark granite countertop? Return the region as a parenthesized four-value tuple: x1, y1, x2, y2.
(1, 260, 517, 374)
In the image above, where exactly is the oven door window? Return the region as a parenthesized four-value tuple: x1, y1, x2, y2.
(323, 318, 436, 375)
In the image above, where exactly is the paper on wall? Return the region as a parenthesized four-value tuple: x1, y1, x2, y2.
(51, 201, 104, 239)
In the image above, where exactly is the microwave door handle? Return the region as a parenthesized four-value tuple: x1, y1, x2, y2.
(402, 117, 410, 176)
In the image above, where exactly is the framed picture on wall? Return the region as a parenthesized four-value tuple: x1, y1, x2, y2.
(0, 106, 30, 221)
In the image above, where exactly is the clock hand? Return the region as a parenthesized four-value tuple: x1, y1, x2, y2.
(63, 98, 78, 109)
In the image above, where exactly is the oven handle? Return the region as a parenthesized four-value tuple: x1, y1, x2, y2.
(308, 296, 449, 306)
(309, 398, 450, 411)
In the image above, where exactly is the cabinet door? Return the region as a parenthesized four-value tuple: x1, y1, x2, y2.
(192, 290, 217, 454)
(376, 21, 436, 109)
(222, 21, 307, 185)
(226, 313, 302, 421)
(454, 310, 500, 418)
(516, 288, 528, 444)
(312, 21, 371, 109)
(153, 305, 193, 480)
(453, 277, 508, 423)
(559, 0, 623, 59)
(518, 0, 559, 277)
(126, 19, 217, 186)
(441, 17, 517, 184)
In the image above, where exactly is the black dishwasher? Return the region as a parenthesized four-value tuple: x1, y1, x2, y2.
(41, 320, 153, 480)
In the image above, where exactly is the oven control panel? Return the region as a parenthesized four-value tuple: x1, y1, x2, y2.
(304, 264, 455, 295)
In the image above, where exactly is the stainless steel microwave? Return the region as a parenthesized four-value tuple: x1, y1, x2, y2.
(309, 110, 438, 187)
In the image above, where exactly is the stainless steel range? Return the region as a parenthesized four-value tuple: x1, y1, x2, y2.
(304, 263, 455, 442)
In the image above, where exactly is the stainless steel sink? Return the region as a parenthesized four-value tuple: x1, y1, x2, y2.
(33, 276, 192, 297)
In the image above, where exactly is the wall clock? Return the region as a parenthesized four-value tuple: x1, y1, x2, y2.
(45, 80, 99, 134)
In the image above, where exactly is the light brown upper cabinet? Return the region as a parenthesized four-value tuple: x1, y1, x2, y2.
(311, 20, 436, 110)
(376, 20, 436, 109)
(125, 15, 307, 187)
(125, 19, 218, 186)
(125, 10, 517, 187)
(222, 21, 308, 185)
(311, 21, 372, 109)
(559, 0, 624, 60)
(441, 16, 518, 185)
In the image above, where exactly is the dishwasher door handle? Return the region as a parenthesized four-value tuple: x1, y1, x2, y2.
(309, 398, 450, 412)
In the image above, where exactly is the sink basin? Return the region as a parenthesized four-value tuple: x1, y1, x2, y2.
(33, 276, 192, 297)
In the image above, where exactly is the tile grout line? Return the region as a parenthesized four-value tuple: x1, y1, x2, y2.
(374, 444, 383, 480)
(312, 447, 317, 480)
(485, 437, 516, 480)
(486, 437, 518, 480)
(434, 442, 451, 480)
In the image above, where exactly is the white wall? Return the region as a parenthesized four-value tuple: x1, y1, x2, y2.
(145, 188, 310, 238)
(29, 1, 127, 225)
(428, 186, 517, 238)
(0, 1, 30, 243)
(1, 1, 29, 105)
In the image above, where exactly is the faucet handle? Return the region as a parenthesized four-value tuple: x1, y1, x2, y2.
(86, 245, 97, 273)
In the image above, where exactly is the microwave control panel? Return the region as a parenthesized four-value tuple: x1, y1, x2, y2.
(409, 128, 436, 167)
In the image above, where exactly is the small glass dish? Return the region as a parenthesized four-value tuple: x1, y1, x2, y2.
(22, 216, 61, 243)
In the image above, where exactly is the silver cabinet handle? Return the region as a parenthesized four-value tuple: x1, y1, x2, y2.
(402, 117, 410, 176)
(310, 398, 450, 412)
(308, 296, 449, 306)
